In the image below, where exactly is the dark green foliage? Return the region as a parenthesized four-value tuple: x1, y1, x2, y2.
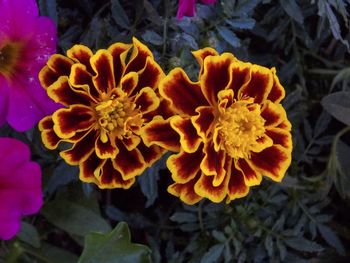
(1, 0, 350, 262)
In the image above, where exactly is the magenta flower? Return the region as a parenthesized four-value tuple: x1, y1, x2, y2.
(0, 0, 60, 131)
(0, 137, 42, 240)
(177, 0, 217, 19)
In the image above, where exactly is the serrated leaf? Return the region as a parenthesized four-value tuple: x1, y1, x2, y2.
(78, 222, 151, 263)
(111, 0, 130, 29)
(41, 199, 111, 237)
(141, 30, 163, 46)
(212, 230, 226, 243)
(317, 224, 345, 255)
(200, 244, 225, 263)
(322, 91, 350, 125)
(233, 0, 260, 15)
(170, 212, 197, 223)
(17, 222, 41, 248)
(284, 237, 323, 252)
(264, 235, 273, 257)
(217, 26, 240, 47)
(225, 18, 256, 29)
(280, 0, 304, 24)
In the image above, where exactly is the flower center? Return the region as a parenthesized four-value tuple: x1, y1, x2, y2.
(0, 42, 22, 78)
(95, 95, 142, 143)
(218, 99, 265, 159)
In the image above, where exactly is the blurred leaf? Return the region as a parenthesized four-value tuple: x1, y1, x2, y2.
(279, 0, 304, 24)
(233, 0, 260, 15)
(17, 222, 40, 248)
(78, 222, 151, 263)
(111, 0, 130, 29)
(284, 237, 323, 252)
(41, 199, 111, 237)
(170, 212, 197, 223)
(217, 26, 240, 47)
(226, 18, 256, 29)
(317, 224, 345, 255)
(321, 91, 350, 125)
(34, 243, 78, 263)
(141, 30, 163, 46)
(38, 0, 58, 24)
(200, 244, 225, 263)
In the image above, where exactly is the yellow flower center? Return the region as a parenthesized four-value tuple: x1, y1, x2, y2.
(218, 99, 265, 159)
(0, 41, 22, 78)
(95, 94, 142, 143)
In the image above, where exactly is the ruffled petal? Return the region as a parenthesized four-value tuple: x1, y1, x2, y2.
(201, 53, 236, 105)
(140, 116, 180, 152)
(52, 105, 95, 139)
(251, 134, 274, 153)
(200, 143, 226, 186)
(66, 44, 94, 74)
(227, 61, 251, 96)
(136, 142, 165, 166)
(60, 130, 98, 165)
(227, 163, 249, 202)
(235, 158, 262, 186)
(249, 145, 291, 182)
(267, 68, 285, 103)
(95, 136, 119, 159)
(39, 65, 61, 89)
(39, 116, 61, 149)
(79, 152, 104, 185)
(125, 37, 153, 73)
(194, 173, 229, 203)
(167, 149, 204, 184)
(261, 101, 286, 127)
(69, 64, 98, 99)
(46, 54, 74, 78)
(120, 72, 139, 94)
(99, 159, 135, 189)
(170, 116, 202, 153)
(160, 68, 208, 115)
(90, 50, 115, 94)
(47, 76, 93, 106)
(168, 173, 202, 205)
(191, 106, 215, 141)
(113, 142, 146, 180)
(108, 42, 132, 86)
(192, 47, 219, 75)
(266, 127, 292, 150)
(122, 135, 141, 151)
(238, 65, 273, 104)
(134, 87, 160, 115)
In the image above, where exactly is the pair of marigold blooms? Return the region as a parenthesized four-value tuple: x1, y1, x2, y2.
(39, 38, 292, 205)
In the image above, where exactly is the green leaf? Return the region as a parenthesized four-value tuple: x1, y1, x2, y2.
(17, 222, 41, 248)
(233, 0, 260, 15)
(225, 18, 256, 29)
(284, 237, 323, 252)
(170, 212, 197, 223)
(200, 244, 225, 263)
(321, 91, 350, 125)
(111, 0, 130, 29)
(279, 0, 304, 24)
(78, 222, 151, 263)
(317, 224, 345, 255)
(41, 199, 111, 237)
(141, 30, 163, 46)
(30, 242, 79, 263)
(217, 26, 240, 47)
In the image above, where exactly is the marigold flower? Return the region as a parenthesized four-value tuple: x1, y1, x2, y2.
(141, 48, 293, 204)
(177, 0, 217, 19)
(0, 138, 42, 240)
(39, 38, 167, 189)
(0, 0, 59, 131)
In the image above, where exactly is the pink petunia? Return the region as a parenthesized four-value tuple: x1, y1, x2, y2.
(0, 137, 42, 240)
(0, 0, 60, 131)
(176, 0, 217, 20)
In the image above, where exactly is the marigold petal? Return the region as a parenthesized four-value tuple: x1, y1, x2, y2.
(267, 68, 285, 103)
(277, 119, 292, 131)
(200, 143, 226, 186)
(261, 101, 286, 127)
(201, 53, 236, 105)
(69, 64, 99, 100)
(160, 68, 208, 115)
(227, 164, 249, 202)
(132, 57, 165, 95)
(194, 173, 229, 203)
(47, 76, 92, 106)
(252, 134, 274, 153)
(79, 152, 104, 185)
(108, 42, 132, 86)
(140, 116, 180, 152)
(91, 50, 115, 93)
(66, 44, 94, 73)
(52, 105, 95, 139)
(266, 127, 292, 150)
(47, 54, 74, 76)
(137, 142, 165, 166)
(170, 116, 202, 153)
(134, 87, 160, 115)
(60, 130, 98, 165)
(38, 116, 61, 150)
(239, 65, 273, 103)
(167, 149, 204, 184)
(99, 159, 135, 189)
(191, 106, 215, 141)
(39, 65, 60, 89)
(95, 136, 119, 159)
(236, 158, 262, 186)
(249, 145, 291, 182)
(227, 62, 251, 96)
(122, 135, 141, 151)
(125, 37, 153, 73)
(113, 142, 146, 180)
(120, 72, 139, 94)
(192, 47, 219, 75)
(168, 174, 202, 205)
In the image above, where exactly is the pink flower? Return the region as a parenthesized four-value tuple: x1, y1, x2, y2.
(0, 0, 60, 131)
(0, 137, 42, 240)
(176, 0, 217, 19)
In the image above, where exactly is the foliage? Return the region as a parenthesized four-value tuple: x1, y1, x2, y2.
(1, 0, 350, 262)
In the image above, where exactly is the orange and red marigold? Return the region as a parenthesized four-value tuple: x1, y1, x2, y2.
(39, 38, 167, 189)
(141, 48, 293, 204)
